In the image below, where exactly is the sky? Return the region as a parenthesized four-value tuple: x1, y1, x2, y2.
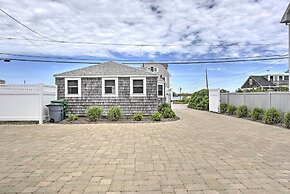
(0, 0, 289, 92)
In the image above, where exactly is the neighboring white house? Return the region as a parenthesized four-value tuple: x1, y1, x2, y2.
(142, 62, 172, 105)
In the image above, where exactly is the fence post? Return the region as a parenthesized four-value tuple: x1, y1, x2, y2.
(268, 91, 272, 109)
(38, 83, 44, 124)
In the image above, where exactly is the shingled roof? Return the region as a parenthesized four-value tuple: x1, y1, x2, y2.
(241, 75, 276, 89)
(250, 76, 276, 87)
(54, 61, 156, 77)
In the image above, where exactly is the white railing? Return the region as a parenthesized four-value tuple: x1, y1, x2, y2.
(0, 84, 57, 124)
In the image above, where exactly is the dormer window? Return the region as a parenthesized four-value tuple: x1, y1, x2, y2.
(149, 67, 158, 72)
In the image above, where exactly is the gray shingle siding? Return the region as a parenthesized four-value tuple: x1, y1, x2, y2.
(56, 77, 159, 115)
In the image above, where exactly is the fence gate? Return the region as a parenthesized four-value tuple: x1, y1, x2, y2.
(209, 89, 220, 113)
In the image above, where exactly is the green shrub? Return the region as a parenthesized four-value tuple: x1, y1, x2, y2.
(86, 106, 103, 121)
(151, 112, 162, 121)
(284, 112, 290, 128)
(220, 103, 228, 114)
(236, 105, 248, 118)
(188, 89, 209, 110)
(68, 114, 78, 121)
(133, 113, 143, 121)
(158, 102, 170, 113)
(226, 104, 237, 115)
(162, 107, 176, 118)
(108, 106, 122, 121)
(262, 108, 281, 125)
(251, 107, 264, 121)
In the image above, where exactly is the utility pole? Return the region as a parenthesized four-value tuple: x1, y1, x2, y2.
(205, 68, 209, 90)
(280, 3, 290, 91)
(179, 87, 182, 100)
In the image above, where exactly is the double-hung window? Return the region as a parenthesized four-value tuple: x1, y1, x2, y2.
(158, 84, 164, 97)
(130, 77, 146, 97)
(102, 78, 118, 97)
(65, 78, 81, 97)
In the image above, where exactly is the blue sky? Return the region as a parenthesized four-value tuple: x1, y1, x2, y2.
(0, 0, 289, 92)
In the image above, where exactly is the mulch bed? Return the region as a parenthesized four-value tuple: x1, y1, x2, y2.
(60, 116, 180, 124)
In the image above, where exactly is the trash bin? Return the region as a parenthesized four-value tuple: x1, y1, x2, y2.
(51, 99, 67, 120)
(46, 103, 64, 123)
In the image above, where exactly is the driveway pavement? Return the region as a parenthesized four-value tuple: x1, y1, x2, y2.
(0, 104, 290, 193)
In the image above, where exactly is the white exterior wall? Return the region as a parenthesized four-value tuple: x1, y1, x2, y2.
(0, 84, 56, 123)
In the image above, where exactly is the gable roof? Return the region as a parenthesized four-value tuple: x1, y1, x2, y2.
(54, 61, 157, 77)
(241, 76, 276, 88)
(281, 3, 290, 23)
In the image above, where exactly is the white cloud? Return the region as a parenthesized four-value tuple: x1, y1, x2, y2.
(0, 0, 288, 59)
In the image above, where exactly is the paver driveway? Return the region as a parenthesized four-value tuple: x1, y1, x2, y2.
(0, 104, 290, 194)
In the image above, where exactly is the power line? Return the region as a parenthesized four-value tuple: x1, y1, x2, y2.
(0, 56, 288, 65)
(0, 36, 285, 47)
(0, 52, 287, 62)
(0, 9, 54, 41)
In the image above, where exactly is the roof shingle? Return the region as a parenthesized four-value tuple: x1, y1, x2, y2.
(54, 61, 156, 77)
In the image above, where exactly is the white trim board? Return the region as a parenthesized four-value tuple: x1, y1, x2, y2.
(55, 75, 158, 78)
(65, 78, 82, 97)
(102, 77, 119, 97)
(130, 77, 147, 97)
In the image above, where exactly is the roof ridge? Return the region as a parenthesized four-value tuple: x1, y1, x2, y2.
(54, 61, 156, 77)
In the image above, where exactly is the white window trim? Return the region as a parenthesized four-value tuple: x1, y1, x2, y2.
(102, 77, 118, 97)
(65, 78, 81, 97)
(158, 84, 164, 98)
(130, 77, 146, 97)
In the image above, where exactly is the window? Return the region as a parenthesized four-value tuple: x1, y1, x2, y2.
(158, 84, 164, 97)
(130, 77, 146, 96)
(65, 78, 81, 97)
(102, 78, 118, 97)
(279, 76, 283, 81)
(149, 67, 158, 72)
(249, 78, 253, 86)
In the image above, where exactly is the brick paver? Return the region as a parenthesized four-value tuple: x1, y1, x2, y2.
(0, 104, 290, 193)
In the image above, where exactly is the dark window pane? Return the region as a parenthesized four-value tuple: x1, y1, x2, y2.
(133, 87, 143, 94)
(68, 87, 78, 94)
(158, 85, 163, 96)
(105, 80, 115, 87)
(133, 80, 143, 87)
(68, 80, 78, 87)
(105, 87, 113, 94)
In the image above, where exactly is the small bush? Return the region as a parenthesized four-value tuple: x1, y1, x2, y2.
(251, 107, 264, 121)
(108, 106, 122, 121)
(262, 108, 281, 125)
(133, 113, 143, 121)
(151, 112, 162, 121)
(236, 105, 248, 118)
(86, 106, 103, 121)
(158, 102, 170, 113)
(284, 112, 290, 128)
(162, 107, 176, 118)
(226, 104, 237, 115)
(220, 103, 228, 114)
(68, 114, 78, 121)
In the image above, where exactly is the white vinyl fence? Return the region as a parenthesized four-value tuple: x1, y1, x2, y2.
(221, 91, 290, 114)
(0, 84, 56, 124)
(209, 89, 221, 113)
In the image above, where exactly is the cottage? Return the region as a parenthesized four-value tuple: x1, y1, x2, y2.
(241, 73, 289, 90)
(54, 61, 170, 115)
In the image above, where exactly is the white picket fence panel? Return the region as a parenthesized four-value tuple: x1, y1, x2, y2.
(0, 84, 56, 124)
